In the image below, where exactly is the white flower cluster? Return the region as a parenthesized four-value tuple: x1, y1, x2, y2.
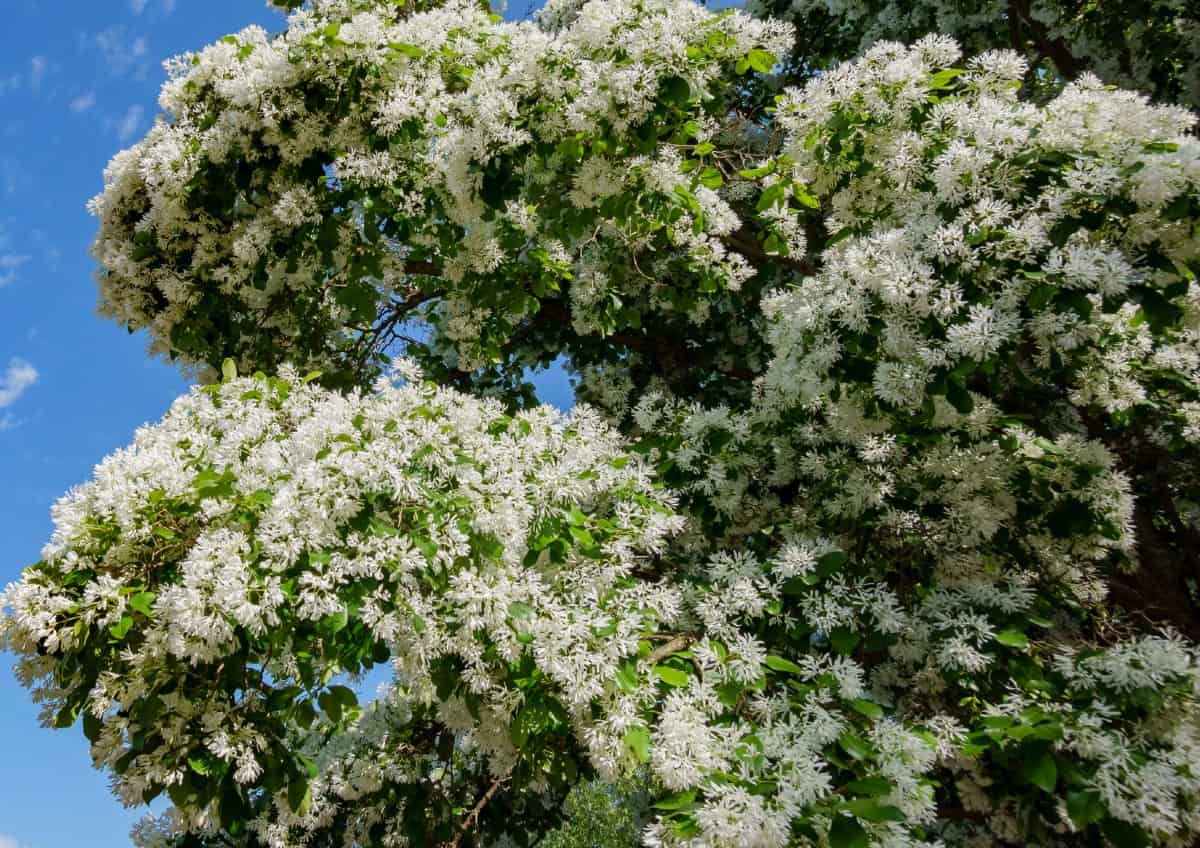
(88, 0, 792, 378)
(747, 0, 1200, 108)
(1, 365, 686, 835)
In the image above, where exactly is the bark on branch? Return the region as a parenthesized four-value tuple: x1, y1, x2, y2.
(445, 777, 506, 848)
(1009, 0, 1081, 80)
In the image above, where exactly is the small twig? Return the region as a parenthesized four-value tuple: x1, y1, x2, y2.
(445, 777, 506, 848)
(645, 633, 696, 666)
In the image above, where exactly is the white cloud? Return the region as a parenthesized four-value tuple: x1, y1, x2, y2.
(0, 834, 25, 848)
(131, 0, 149, 13)
(0, 252, 30, 288)
(82, 27, 150, 78)
(0, 358, 38, 409)
(0, 223, 30, 287)
(114, 104, 145, 142)
(29, 56, 47, 94)
(69, 92, 96, 112)
(163, 0, 176, 11)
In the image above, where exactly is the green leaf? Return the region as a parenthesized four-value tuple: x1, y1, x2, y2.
(109, 615, 134, 640)
(388, 41, 425, 58)
(698, 167, 723, 189)
(54, 702, 80, 729)
(843, 798, 906, 822)
(288, 777, 312, 817)
(817, 550, 848, 575)
(221, 358, 237, 382)
(745, 48, 776, 73)
(756, 182, 787, 211)
(654, 665, 690, 687)
(660, 75, 690, 106)
(828, 814, 869, 848)
(830, 627, 860, 656)
(188, 755, 211, 776)
(845, 777, 893, 796)
(319, 608, 348, 638)
(508, 601, 536, 620)
(510, 700, 552, 748)
(946, 380, 974, 414)
(472, 532, 505, 561)
(847, 698, 884, 719)
(318, 690, 342, 723)
(1101, 818, 1150, 848)
(624, 726, 651, 763)
(838, 731, 871, 761)
(929, 68, 962, 90)
(653, 790, 697, 811)
(994, 629, 1029, 649)
(297, 753, 318, 780)
(326, 685, 357, 711)
(294, 699, 317, 730)
(615, 659, 639, 693)
(794, 185, 820, 209)
(129, 591, 156, 618)
(1026, 748, 1058, 793)
(764, 655, 803, 675)
(1066, 790, 1106, 828)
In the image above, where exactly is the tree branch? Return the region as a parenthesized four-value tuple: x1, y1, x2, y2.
(645, 633, 696, 666)
(445, 777, 506, 848)
(1010, 0, 1080, 80)
(722, 231, 816, 276)
(403, 259, 442, 277)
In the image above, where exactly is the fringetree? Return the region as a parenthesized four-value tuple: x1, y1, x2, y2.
(749, 0, 1200, 107)
(4, 0, 1200, 846)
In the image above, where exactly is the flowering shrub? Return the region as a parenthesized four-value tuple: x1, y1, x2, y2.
(5, 0, 1200, 846)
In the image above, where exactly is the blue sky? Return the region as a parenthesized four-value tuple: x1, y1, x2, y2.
(0, 1, 553, 846)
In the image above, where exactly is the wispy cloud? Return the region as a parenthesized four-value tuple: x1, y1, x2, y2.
(132, 0, 176, 13)
(0, 253, 30, 288)
(81, 26, 150, 78)
(0, 833, 27, 848)
(0, 359, 38, 410)
(29, 56, 47, 94)
(0, 223, 30, 287)
(113, 104, 145, 142)
(69, 92, 96, 113)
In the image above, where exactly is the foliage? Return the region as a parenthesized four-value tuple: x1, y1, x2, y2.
(748, 0, 1200, 108)
(4, 0, 1200, 847)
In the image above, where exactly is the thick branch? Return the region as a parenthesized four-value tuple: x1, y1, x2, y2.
(1010, 0, 1080, 80)
(403, 259, 442, 277)
(723, 231, 816, 276)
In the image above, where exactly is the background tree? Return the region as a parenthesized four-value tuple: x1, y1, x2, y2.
(4, 0, 1200, 847)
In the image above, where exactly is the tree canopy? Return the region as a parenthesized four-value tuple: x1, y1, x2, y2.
(750, 0, 1200, 108)
(4, 0, 1200, 846)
